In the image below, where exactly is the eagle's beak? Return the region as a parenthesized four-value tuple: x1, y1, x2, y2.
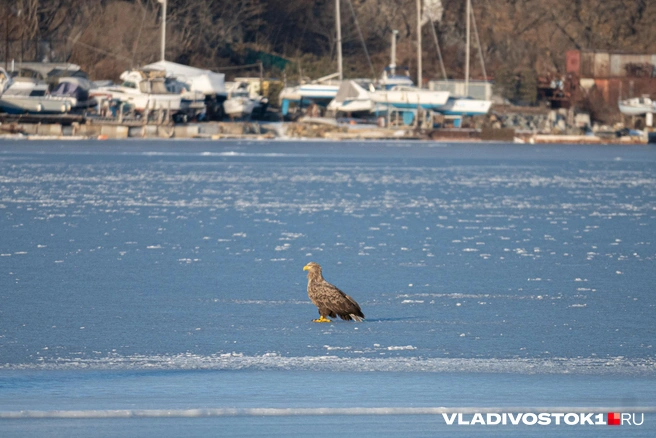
(303, 265, 309, 271)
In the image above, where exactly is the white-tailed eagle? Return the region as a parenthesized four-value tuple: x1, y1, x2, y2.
(303, 262, 365, 323)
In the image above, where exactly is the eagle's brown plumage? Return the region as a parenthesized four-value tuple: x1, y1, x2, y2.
(303, 262, 365, 322)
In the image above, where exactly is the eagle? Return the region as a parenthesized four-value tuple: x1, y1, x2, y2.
(303, 262, 365, 323)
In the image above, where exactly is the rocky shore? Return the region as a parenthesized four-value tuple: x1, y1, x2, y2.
(0, 108, 651, 144)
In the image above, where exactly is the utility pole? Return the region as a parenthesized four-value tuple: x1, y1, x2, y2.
(416, 0, 422, 88)
(465, 0, 471, 96)
(390, 30, 398, 75)
(5, 2, 9, 70)
(336, 0, 343, 80)
(158, 0, 167, 61)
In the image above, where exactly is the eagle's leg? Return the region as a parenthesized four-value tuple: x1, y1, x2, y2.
(312, 315, 332, 323)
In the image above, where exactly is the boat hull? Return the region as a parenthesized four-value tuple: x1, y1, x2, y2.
(0, 96, 72, 114)
(92, 87, 182, 113)
(618, 98, 655, 116)
(436, 98, 492, 116)
(223, 97, 256, 118)
(371, 90, 450, 110)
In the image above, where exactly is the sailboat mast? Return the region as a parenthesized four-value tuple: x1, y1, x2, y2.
(158, 0, 167, 61)
(391, 30, 398, 75)
(336, 0, 343, 80)
(465, 0, 471, 96)
(417, 0, 422, 88)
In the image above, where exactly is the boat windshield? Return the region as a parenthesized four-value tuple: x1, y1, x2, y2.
(140, 80, 169, 94)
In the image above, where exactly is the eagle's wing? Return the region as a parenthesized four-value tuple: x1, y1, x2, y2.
(313, 280, 365, 321)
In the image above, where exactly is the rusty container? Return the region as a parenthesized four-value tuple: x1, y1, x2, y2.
(593, 52, 610, 77)
(566, 50, 580, 75)
(580, 51, 595, 77)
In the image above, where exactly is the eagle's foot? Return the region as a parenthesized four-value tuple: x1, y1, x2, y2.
(312, 316, 332, 323)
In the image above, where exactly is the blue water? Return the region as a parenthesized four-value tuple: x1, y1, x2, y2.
(0, 139, 654, 436)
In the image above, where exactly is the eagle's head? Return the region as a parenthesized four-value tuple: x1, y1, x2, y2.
(303, 261, 323, 280)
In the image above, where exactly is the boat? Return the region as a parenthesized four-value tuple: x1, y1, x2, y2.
(618, 96, 656, 116)
(223, 81, 257, 119)
(49, 77, 97, 111)
(160, 76, 209, 121)
(328, 80, 375, 114)
(142, 60, 228, 120)
(327, 38, 449, 118)
(435, 96, 492, 117)
(232, 77, 274, 119)
(328, 79, 451, 124)
(92, 69, 205, 120)
(378, 66, 414, 90)
(92, 70, 182, 113)
(0, 68, 73, 114)
(370, 85, 450, 110)
(279, 0, 345, 118)
(279, 73, 342, 118)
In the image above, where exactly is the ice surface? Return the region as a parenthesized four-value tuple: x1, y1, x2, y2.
(1, 351, 654, 376)
(0, 140, 655, 435)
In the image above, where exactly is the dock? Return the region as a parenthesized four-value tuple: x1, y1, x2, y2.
(0, 113, 651, 144)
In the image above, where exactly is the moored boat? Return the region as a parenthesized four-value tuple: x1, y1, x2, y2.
(618, 96, 656, 116)
(435, 96, 492, 117)
(92, 70, 183, 114)
(0, 68, 73, 114)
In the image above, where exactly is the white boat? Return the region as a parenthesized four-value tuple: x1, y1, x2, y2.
(371, 86, 450, 110)
(279, 73, 342, 117)
(0, 68, 73, 114)
(143, 60, 226, 96)
(328, 80, 375, 113)
(92, 70, 183, 114)
(297, 83, 341, 100)
(161, 77, 208, 119)
(279, 0, 344, 118)
(223, 81, 256, 118)
(378, 67, 414, 90)
(0, 68, 11, 94)
(435, 96, 491, 116)
(232, 77, 270, 119)
(49, 77, 97, 111)
(618, 96, 656, 116)
(142, 60, 227, 120)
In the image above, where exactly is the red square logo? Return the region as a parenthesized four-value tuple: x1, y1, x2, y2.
(608, 412, 621, 426)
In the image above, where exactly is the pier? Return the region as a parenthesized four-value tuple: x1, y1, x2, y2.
(0, 113, 650, 144)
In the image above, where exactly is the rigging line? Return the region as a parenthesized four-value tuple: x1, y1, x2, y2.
(66, 37, 133, 62)
(131, 4, 148, 67)
(346, 0, 375, 79)
(425, 10, 447, 81)
(470, 1, 487, 80)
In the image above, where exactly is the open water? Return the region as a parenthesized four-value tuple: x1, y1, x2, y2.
(0, 139, 654, 436)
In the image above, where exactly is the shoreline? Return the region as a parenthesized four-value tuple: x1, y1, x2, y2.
(0, 120, 650, 144)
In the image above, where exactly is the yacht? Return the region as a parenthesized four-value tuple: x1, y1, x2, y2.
(223, 81, 257, 119)
(279, 73, 341, 118)
(92, 70, 183, 114)
(142, 60, 228, 120)
(0, 68, 73, 114)
(618, 96, 656, 116)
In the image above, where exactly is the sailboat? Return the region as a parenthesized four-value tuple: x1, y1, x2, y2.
(279, 0, 344, 117)
(279, 72, 342, 117)
(329, 29, 450, 121)
(430, 0, 492, 119)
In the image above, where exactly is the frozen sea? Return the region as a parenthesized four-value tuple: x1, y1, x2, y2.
(0, 139, 655, 436)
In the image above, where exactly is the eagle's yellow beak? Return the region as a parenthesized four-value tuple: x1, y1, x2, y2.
(303, 265, 310, 271)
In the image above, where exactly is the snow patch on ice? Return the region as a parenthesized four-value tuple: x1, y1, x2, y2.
(4, 354, 654, 375)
